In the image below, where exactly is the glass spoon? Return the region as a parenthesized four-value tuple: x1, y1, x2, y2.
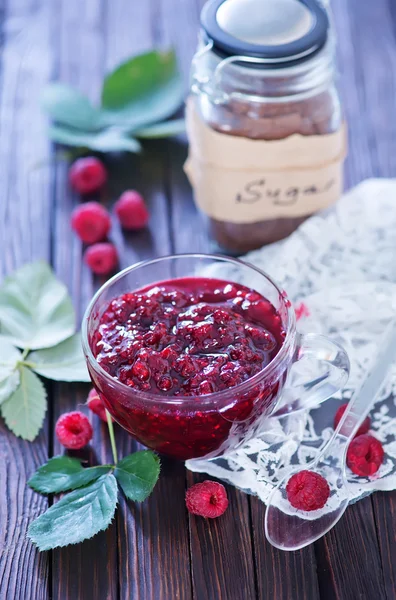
(265, 319, 396, 551)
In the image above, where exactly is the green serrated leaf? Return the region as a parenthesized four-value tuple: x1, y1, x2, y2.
(114, 451, 160, 502)
(28, 474, 118, 551)
(0, 371, 20, 405)
(0, 336, 21, 381)
(28, 333, 90, 382)
(42, 83, 103, 131)
(0, 261, 75, 350)
(1, 366, 46, 441)
(28, 455, 112, 494)
(49, 125, 141, 153)
(100, 50, 184, 132)
(134, 118, 186, 139)
(0, 336, 21, 404)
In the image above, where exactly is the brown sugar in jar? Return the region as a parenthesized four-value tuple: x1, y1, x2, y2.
(185, 0, 346, 253)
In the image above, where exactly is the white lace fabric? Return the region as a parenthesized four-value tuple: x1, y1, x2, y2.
(186, 179, 396, 508)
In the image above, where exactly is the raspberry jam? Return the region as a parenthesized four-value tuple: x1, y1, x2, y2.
(89, 277, 288, 459)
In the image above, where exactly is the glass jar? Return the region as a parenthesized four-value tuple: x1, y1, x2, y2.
(185, 0, 346, 253)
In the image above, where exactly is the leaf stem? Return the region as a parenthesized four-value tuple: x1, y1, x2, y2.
(21, 348, 30, 361)
(106, 410, 118, 465)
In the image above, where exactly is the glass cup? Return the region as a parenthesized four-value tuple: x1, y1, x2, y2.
(82, 254, 349, 460)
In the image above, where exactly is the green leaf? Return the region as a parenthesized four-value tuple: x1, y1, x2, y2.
(100, 50, 184, 132)
(28, 474, 118, 551)
(0, 336, 21, 403)
(0, 261, 75, 350)
(28, 456, 112, 494)
(42, 83, 102, 131)
(1, 366, 46, 441)
(0, 371, 20, 405)
(134, 118, 186, 139)
(114, 450, 160, 502)
(49, 125, 141, 153)
(28, 333, 90, 382)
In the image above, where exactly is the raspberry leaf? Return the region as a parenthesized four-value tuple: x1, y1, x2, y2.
(0, 336, 21, 404)
(0, 370, 20, 405)
(28, 456, 113, 494)
(0, 261, 75, 350)
(28, 334, 90, 382)
(100, 50, 183, 132)
(28, 474, 118, 551)
(42, 83, 103, 132)
(48, 125, 141, 153)
(1, 366, 46, 441)
(114, 451, 160, 502)
(0, 336, 21, 382)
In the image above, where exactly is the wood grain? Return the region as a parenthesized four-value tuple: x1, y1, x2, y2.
(103, 3, 191, 599)
(48, 1, 119, 598)
(0, 0, 53, 597)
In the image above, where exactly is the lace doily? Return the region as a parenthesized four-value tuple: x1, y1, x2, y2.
(186, 179, 396, 508)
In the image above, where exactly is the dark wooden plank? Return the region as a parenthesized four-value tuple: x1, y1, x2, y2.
(313, 0, 395, 597)
(315, 498, 386, 600)
(0, 0, 54, 598)
(50, 1, 118, 599)
(250, 497, 320, 600)
(103, 3, 193, 599)
(371, 491, 396, 600)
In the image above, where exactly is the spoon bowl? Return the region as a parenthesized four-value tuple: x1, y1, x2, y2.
(265, 462, 348, 550)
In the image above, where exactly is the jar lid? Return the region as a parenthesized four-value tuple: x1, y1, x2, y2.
(201, 0, 329, 66)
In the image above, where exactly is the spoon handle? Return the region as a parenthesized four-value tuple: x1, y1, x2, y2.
(335, 319, 396, 441)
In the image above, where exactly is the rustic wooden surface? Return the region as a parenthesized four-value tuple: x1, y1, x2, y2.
(0, 0, 395, 598)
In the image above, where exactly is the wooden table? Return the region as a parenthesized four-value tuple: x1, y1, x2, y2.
(1, 0, 395, 598)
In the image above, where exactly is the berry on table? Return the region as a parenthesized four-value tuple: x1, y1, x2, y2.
(55, 411, 93, 450)
(334, 403, 370, 436)
(286, 470, 330, 511)
(346, 434, 384, 476)
(86, 388, 111, 422)
(71, 202, 111, 244)
(69, 157, 107, 195)
(185, 480, 229, 518)
(84, 242, 118, 276)
(114, 190, 149, 230)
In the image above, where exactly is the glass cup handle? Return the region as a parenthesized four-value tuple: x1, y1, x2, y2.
(274, 333, 350, 417)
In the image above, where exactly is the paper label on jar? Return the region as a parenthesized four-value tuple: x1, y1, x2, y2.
(184, 99, 347, 224)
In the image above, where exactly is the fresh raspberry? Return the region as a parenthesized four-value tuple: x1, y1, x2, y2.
(86, 388, 110, 422)
(69, 157, 107, 195)
(55, 411, 93, 450)
(84, 242, 118, 276)
(346, 434, 384, 476)
(71, 202, 111, 244)
(185, 480, 228, 518)
(114, 190, 149, 230)
(286, 470, 330, 511)
(334, 403, 370, 436)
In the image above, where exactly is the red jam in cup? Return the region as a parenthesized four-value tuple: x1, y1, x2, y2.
(90, 277, 287, 459)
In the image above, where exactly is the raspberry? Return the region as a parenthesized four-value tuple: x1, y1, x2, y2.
(69, 157, 107, 195)
(286, 470, 330, 511)
(84, 242, 118, 276)
(346, 434, 384, 476)
(185, 480, 229, 518)
(86, 388, 110, 422)
(114, 190, 149, 230)
(71, 202, 111, 244)
(55, 411, 93, 450)
(334, 403, 370, 436)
